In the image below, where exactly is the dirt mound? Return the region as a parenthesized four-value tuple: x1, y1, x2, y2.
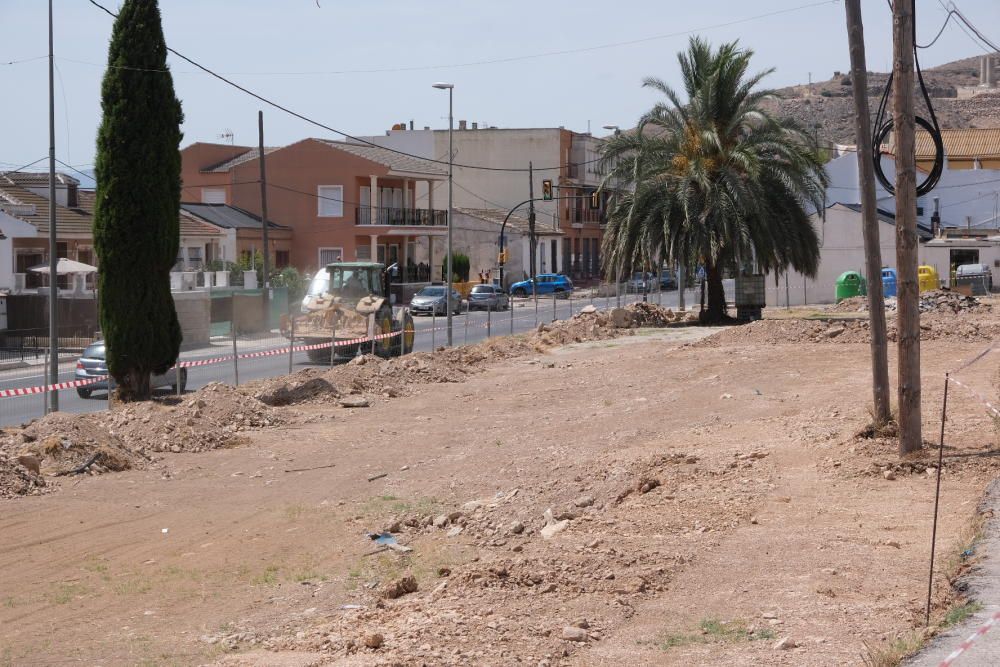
(10, 413, 146, 475)
(98, 382, 283, 454)
(830, 296, 868, 313)
(698, 312, 1000, 347)
(829, 290, 990, 315)
(0, 455, 50, 498)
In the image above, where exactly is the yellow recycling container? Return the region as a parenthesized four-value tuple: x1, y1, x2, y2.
(917, 265, 939, 293)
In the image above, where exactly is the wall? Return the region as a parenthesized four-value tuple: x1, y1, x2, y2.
(0, 212, 39, 290)
(179, 143, 249, 204)
(920, 240, 1000, 287)
(172, 291, 210, 347)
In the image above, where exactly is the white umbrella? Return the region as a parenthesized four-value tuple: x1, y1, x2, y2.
(28, 257, 98, 275)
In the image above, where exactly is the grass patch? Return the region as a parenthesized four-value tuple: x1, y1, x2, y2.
(47, 582, 89, 605)
(250, 565, 281, 587)
(649, 618, 774, 650)
(290, 569, 327, 583)
(359, 494, 440, 519)
(113, 577, 152, 596)
(943, 600, 983, 628)
(861, 632, 924, 667)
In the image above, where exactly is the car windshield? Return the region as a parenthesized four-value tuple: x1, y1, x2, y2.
(305, 272, 329, 297)
(418, 286, 446, 297)
(471, 285, 494, 294)
(328, 267, 379, 296)
(82, 343, 106, 360)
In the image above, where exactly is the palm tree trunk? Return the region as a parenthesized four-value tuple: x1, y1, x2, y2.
(701, 261, 728, 324)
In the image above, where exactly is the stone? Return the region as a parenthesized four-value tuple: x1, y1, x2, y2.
(339, 396, 370, 408)
(561, 626, 588, 642)
(540, 520, 569, 539)
(774, 636, 796, 650)
(573, 495, 595, 508)
(170, 444, 182, 453)
(363, 632, 384, 649)
(825, 326, 845, 338)
(580, 304, 597, 314)
(15, 455, 40, 475)
(883, 470, 896, 481)
(509, 520, 525, 534)
(539, 583, 557, 594)
(433, 514, 449, 528)
(609, 308, 633, 328)
(382, 575, 418, 599)
(446, 526, 463, 538)
(720, 393, 734, 400)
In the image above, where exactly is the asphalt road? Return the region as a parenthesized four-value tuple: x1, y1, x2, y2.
(0, 289, 694, 427)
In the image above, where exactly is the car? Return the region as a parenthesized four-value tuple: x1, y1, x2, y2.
(955, 263, 993, 292)
(409, 284, 463, 316)
(509, 274, 573, 298)
(626, 272, 650, 294)
(74, 341, 187, 399)
(659, 271, 677, 290)
(468, 284, 509, 311)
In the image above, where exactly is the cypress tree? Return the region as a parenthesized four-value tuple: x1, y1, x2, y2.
(93, 0, 183, 400)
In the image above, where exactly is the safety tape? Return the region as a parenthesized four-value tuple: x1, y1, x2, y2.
(938, 610, 1000, 667)
(0, 374, 107, 398)
(948, 376, 1000, 419)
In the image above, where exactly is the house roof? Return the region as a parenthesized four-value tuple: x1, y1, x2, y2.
(915, 128, 1000, 160)
(317, 140, 447, 177)
(0, 171, 80, 187)
(180, 202, 289, 230)
(454, 207, 563, 236)
(838, 203, 934, 241)
(202, 147, 281, 173)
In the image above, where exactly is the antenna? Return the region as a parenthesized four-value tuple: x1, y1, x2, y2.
(218, 129, 234, 145)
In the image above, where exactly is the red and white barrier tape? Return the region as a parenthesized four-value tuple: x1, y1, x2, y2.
(0, 374, 107, 398)
(938, 610, 1000, 667)
(948, 376, 1000, 419)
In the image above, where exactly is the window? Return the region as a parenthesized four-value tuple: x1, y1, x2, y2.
(16, 251, 44, 289)
(356, 245, 371, 261)
(318, 247, 343, 267)
(317, 185, 344, 217)
(275, 250, 290, 269)
(201, 188, 226, 204)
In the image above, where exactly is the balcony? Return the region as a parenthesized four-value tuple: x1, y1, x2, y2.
(356, 207, 447, 227)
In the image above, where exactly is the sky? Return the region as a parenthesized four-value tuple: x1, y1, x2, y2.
(2, 0, 999, 176)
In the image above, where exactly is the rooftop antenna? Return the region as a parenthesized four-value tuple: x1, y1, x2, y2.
(218, 129, 234, 145)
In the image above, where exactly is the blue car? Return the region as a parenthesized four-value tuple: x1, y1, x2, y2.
(509, 273, 574, 298)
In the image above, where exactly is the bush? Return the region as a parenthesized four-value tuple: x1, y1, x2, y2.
(442, 252, 470, 283)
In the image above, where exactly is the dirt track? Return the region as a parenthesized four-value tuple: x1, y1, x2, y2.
(1, 316, 999, 666)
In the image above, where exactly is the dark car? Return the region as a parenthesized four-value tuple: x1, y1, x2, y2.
(509, 274, 573, 297)
(409, 285, 463, 316)
(660, 271, 677, 290)
(468, 284, 509, 311)
(74, 341, 186, 399)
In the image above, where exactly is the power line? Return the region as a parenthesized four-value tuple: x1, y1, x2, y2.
(84, 0, 605, 174)
(936, 1, 1000, 55)
(1, 55, 47, 66)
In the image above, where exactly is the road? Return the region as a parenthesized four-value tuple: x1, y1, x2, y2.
(0, 288, 694, 427)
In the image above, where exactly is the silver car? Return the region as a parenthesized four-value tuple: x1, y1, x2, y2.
(74, 341, 187, 399)
(409, 285, 463, 316)
(468, 284, 509, 311)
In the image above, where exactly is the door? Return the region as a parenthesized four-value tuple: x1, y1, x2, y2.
(551, 239, 558, 274)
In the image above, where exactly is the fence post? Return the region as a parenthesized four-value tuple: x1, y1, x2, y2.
(464, 305, 469, 345)
(487, 301, 492, 338)
(534, 293, 538, 327)
(287, 314, 294, 375)
(605, 283, 610, 311)
(552, 291, 556, 322)
(175, 352, 182, 398)
(232, 322, 240, 386)
(398, 310, 405, 357)
(431, 309, 436, 353)
(569, 291, 573, 318)
(329, 320, 337, 369)
(107, 374, 113, 412)
(509, 297, 514, 335)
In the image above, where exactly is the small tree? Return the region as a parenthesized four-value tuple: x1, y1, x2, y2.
(93, 0, 183, 400)
(441, 252, 470, 282)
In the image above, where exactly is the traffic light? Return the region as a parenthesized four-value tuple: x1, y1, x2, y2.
(541, 179, 553, 201)
(497, 248, 509, 265)
(590, 190, 601, 210)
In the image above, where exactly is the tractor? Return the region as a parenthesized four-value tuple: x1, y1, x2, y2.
(280, 261, 415, 363)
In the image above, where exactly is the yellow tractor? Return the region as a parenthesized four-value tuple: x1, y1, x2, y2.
(280, 262, 415, 363)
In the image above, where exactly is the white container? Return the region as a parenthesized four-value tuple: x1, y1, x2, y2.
(243, 270, 258, 290)
(215, 270, 230, 288)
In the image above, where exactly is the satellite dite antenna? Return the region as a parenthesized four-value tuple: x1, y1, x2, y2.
(218, 129, 234, 145)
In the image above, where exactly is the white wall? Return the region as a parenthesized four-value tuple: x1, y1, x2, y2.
(0, 211, 40, 290)
(920, 241, 1000, 287)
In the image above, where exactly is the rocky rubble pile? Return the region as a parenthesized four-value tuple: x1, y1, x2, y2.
(832, 290, 990, 315)
(0, 455, 49, 499)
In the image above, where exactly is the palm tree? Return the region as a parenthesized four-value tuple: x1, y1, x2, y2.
(601, 38, 828, 323)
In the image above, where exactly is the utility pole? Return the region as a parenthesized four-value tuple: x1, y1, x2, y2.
(47, 0, 59, 412)
(258, 111, 271, 302)
(528, 162, 537, 307)
(892, 0, 922, 454)
(845, 0, 891, 425)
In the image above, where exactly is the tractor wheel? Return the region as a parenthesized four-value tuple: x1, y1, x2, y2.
(513, 287, 527, 298)
(375, 308, 396, 358)
(400, 310, 416, 355)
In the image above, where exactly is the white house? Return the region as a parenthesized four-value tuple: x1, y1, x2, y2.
(0, 210, 39, 291)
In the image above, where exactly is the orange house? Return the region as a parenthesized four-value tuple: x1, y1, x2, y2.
(181, 139, 448, 275)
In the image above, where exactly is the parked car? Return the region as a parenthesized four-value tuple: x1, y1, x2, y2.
(410, 284, 463, 316)
(626, 272, 651, 293)
(660, 271, 677, 290)
(467, 284, 509, 311)
(509, 274, 573, 297)
(74, 341, 186, 399)
(955, 263, 994, 292)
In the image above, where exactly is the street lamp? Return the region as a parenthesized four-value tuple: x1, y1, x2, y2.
(602, 124, 621, 135)
(432, 82, 455, 346)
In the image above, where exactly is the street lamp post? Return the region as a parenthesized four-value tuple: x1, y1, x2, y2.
(432, 82, 455, 346)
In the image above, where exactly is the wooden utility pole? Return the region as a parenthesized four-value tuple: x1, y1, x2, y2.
(892, 0, 922, 454)
(528, 162, 537, 307)
(258, 111, 271, 292)
(845, 0, 891, 425)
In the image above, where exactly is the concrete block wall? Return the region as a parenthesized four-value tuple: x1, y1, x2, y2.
(172, 291, 211, 347)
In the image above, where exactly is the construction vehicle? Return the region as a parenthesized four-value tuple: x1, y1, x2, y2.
(280, 261, 415, 363)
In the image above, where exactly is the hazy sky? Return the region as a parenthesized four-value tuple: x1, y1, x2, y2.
(2, 0, 999, 173)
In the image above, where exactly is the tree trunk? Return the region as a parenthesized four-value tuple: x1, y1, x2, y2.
(700, 262, 729, 324)
(118, 369, 152, 402)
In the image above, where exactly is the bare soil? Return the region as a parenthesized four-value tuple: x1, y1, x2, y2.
(1, 305, 998, 666)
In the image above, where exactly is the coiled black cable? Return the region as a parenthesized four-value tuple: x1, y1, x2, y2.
(872, 0, 945, 196)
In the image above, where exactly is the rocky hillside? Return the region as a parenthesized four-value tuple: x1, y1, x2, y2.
(766, 55, 1000, 145)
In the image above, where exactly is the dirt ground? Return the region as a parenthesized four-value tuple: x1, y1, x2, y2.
(1, 304, 999, 666)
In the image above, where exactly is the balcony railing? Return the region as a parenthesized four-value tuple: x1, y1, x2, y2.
(356, 207, 448, 227)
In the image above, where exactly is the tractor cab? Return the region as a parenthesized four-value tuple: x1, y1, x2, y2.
(302, 262, 388, 312)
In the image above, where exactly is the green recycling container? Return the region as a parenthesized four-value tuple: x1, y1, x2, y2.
(835, 271, 867, 303)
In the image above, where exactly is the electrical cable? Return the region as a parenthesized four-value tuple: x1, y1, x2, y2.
(871, 0, 944, 197)
(84, 0, 604, 175)
(937, 1, 1000, 54)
